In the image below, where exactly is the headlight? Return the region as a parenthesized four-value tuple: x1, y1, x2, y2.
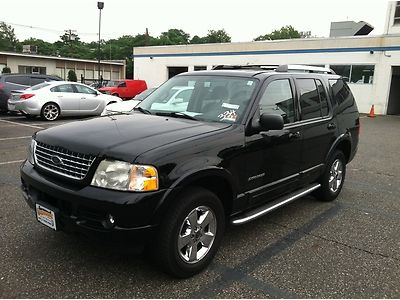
(27, 139, 36, 165)
(91, 160, 159, 192)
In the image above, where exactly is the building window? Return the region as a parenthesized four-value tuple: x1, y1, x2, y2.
(194, 66, 207, 71)
(394, 2, 400, 25)
(167, 66, 188, 79)
(18, 65, 46, 74)
(330, 65, 374, 84)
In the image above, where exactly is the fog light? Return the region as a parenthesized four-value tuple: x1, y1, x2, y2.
(102, 214, 115, 229)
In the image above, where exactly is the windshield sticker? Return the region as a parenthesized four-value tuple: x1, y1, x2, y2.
(218, 110, 237, 122)
(204, 82, 211, 88)
(247, 81, 254, 86)
(222, 103, 240, 110)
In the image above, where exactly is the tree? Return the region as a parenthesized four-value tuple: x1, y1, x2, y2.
(254, 25, 301, 41)
(203, 29, 231, 43)
(2, 66, 11, 73)
(190, 35, 206, 44)
(159, 29, 190, 45)
(0, 22, 20, 52)
(21, 38, 55, 56)
(67, 70, 77, 82)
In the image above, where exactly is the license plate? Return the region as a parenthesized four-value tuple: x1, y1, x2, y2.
(8, 104, 16, 110)
(35, 204, 57, 230)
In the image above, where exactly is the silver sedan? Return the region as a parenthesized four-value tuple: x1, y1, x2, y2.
(8, 81, 122, 121)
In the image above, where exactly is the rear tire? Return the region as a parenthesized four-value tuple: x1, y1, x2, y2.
(41, 103, 60, 121)
(315, 150, 346, 201)
(153, 187, 225, 278)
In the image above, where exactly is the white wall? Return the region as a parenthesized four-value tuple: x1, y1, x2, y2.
(7, 57, 57, 75)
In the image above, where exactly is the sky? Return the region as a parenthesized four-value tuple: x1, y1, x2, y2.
(0, 0, 392, 43)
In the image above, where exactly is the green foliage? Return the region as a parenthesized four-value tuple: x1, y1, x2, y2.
(0, 22, 20, 52)
(159, 29, 190, 45)
(203, 29, 231, 43)
(67, 69, 77, 82)
(254, 25, 301, 41)
(2, 66, 11, 73)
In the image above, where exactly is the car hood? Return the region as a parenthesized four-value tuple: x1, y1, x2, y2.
(34, 113, 231, 162)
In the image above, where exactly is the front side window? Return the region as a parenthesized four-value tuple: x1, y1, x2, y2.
(74, 84, 97, 94)
(298, 79, 321, 120)
(258, 79, 295, 124)
(138, 75, 258, 123)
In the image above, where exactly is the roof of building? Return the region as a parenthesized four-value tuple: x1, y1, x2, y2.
(0, 51, 125, 65)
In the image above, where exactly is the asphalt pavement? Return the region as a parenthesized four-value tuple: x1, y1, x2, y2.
(0, 114, 399, 298)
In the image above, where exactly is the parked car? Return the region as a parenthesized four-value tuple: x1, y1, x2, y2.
(101, 87, 156, 116)
(8, 81, 122, 121)
(20, 65, 359, 277)
(0, 73, 61, 112)
(98, 79, 147, 99)
(150, 86, 193, 112)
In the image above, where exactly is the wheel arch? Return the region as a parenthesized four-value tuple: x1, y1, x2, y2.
(326, 133, 352, 163)
(41, 101, 61, 117)
(154, 167, 237, 222)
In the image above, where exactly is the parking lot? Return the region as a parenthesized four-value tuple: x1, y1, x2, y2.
(0, 114, 399, 298)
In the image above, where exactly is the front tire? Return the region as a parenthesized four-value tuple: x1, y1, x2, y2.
(154, 187, 225, 278)
(316, 150, 346, 201)
(41, 103, 60, 121)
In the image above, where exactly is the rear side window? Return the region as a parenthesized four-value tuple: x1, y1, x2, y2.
(31, 82, 51, 91)
(328, 79, 351, 105)
(50, 84, 74, 93)
(259, 79, 295, 124)
(297, 79, 321, 120)
(5, 76, 30, 86)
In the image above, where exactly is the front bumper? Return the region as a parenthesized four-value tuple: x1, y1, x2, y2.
(20, 161, 165, 245)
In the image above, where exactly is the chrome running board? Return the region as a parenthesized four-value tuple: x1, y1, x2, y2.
(231, 183, 321, 225)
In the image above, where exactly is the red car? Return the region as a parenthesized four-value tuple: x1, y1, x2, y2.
(98, 79, 147, 100)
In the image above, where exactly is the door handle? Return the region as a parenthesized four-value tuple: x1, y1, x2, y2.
(327, 123, 336, 130)
(57, 95, 63, 98)
(81, 97, 86, 100)
(289, 131, 301, 139)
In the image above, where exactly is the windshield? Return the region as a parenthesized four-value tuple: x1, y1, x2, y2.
(138, 75, 258, 123)
(106, 80, 120, 87)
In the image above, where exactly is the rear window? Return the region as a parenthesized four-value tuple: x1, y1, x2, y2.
(5, 76, 30, 86)
(31, 82, 51, 91)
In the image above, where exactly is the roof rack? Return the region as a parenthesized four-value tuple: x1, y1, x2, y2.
(212, 64, 335, 74)
(212, 65, 278, 71)
(275, 64, 336, 74)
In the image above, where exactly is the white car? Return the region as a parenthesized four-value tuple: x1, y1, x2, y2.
(101, 87, 156, 116)
(150, 86, 193, 112)
(8, 81, 122, 121)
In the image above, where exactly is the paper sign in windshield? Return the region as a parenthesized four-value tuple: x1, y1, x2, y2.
(218, 110, 237, 122)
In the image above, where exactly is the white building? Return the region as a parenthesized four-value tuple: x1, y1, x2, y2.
(133, 2, 400, 115)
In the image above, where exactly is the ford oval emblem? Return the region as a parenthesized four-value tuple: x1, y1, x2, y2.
(51, 155, 63, 165)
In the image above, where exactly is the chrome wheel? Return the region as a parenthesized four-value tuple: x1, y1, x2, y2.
(43, 104, 59, 121)
(178, 206, 217, 264)
(329, 159, 343, 193)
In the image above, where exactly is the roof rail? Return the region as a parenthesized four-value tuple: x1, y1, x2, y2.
(275, 64, 336, 74)
(212, 65, 279, 71)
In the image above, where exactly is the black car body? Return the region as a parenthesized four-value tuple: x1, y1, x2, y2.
(0, 73, 61, 111)
(20, 65, 359, 277)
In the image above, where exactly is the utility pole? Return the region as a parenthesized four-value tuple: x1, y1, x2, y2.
(64, 29, 77, 42)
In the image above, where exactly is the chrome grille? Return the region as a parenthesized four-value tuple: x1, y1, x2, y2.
(34, 141, 96, 180)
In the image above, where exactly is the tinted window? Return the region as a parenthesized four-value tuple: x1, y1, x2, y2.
(329, 79, 351, 105)
(31, 77, 46, 86)
(259, 79, 295, 124)
(74, 84, 96, 94)
(298, 79, 321, 120)
(118, 81, 127, 87)
(5, 76, 30, 86)
(50, 84, 74, 93)
(316, 80, 329, 116)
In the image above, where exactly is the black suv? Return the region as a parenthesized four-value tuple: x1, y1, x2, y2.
(20, 65, 359, 277)
(0, 73, 61, 112)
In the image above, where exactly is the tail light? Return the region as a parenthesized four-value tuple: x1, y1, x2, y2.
(20, 94, 35, 100)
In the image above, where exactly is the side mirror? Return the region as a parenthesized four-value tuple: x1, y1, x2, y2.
(259, 113, 284, 131)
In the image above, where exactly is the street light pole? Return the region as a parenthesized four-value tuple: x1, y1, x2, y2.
(97, 2, 104, 85)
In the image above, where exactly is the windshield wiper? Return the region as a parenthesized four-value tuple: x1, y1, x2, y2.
(155, 112, 198, 121)
(134, 107, 152, 115)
